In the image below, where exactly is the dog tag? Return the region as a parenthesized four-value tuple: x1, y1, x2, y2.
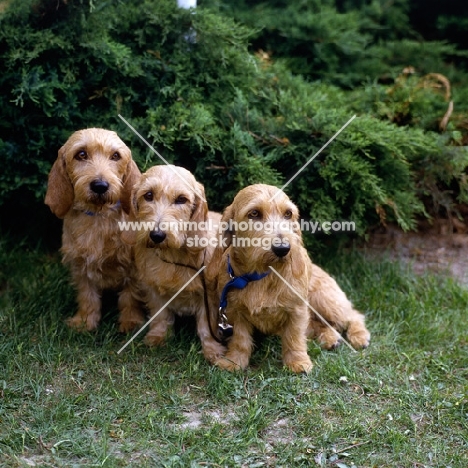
(218, 322, 233, 339)
(218, 307, 233, 339)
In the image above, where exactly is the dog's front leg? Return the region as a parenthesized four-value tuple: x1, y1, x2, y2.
(282, 306, 313, 374)
(195, 306, 226, 365)
(215, 311, 254, 371)
(66, 277, 102, 331)
(117, 280, 146, 333)
(144, 289, 173, 347)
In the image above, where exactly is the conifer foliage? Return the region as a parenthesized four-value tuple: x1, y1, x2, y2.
(0, 0, 466, 235)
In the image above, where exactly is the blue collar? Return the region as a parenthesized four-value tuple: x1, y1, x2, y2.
(84, 200, 121, 216)
(218, 255, 270, 310)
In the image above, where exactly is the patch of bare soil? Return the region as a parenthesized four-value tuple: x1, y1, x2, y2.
(362, 219, 468, 288)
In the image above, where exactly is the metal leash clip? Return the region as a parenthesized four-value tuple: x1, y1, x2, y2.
(218, 307, 233, 339)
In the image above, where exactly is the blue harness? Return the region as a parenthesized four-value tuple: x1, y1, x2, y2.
(217, 255, 270, 337)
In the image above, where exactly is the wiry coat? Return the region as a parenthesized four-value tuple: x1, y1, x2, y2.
(123, 165, 225, 363)
(206, 184, 370, 373)
(45, 128, 144, 332)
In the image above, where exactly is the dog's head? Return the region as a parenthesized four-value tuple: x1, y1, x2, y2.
(218, 184, 306, 276)
(45, 128, 140, 218)
(123, 164, 208, 250)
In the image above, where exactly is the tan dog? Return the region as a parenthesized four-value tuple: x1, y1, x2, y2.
(45, 128, 145, 332)
(122, 165, 226, 363)
(206, 184, 370, 373)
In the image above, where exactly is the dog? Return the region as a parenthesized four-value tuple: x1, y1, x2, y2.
(205, 184, 370, 373)
(121, 164, 226, 363)
(45, 128, 145, 332)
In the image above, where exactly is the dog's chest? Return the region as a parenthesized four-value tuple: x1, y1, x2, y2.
(226, 278, 305, 332)
(229, 275, 303, 306)
(62, 212, 131, 273)
(142, 258, 204, 315)
(142, 256, 202, 298)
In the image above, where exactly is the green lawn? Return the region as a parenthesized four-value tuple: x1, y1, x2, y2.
(0, 238, 467, 467)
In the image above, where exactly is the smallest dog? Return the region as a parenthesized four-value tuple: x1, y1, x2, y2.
(45, 128, 145, 332)
(206, 184, 370, 373)
(122, 165, 226, 363)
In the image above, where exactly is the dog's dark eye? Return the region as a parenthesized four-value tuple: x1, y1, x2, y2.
(143, 191, 153, 202)
(110, 152, 121, 161)
(74, 150, 88, 161)
(248, 209, 261, 219)
(175, 195, 188, 204)
(284, 210, 293, 219)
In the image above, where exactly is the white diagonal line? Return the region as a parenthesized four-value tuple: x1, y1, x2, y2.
(268, 266, 356, 352)
(118, 114, 206, 202)
(118, 114, 172, 166)
(117, 266, 206, 354)
(270, 114, 356, 202)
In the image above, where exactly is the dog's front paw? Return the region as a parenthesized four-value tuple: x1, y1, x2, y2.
(215, 352, 248, 372)
(118, 318, 145, 334)
(66, 313, 99, 331)
(283, 354, 313, 374)
(144, 333, 167, 347)
(202, 341, 227, 365)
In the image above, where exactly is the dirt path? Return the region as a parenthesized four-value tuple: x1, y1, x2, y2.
(363, 220, 468, 288)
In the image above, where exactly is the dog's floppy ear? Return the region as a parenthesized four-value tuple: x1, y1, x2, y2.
(291, 207, 301, 235)
(290, 244, 308, 279)
(120, 223, 138, 245)
(44, 146, 74, 219)
(186, 182, 209, 243)
(191, 182, 208, 223)
(205, 202, 234, 283)
(121, 188, 139, 245)
(121, 159, 141, 215)
(220, 203, 235, 251)
(289, 207, 307, 278)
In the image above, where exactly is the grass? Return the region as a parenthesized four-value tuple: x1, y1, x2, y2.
(0, 237, 467, 467)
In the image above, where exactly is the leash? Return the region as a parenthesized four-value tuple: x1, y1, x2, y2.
(155, 251, 228, 344)
(154, 253, 270, 345)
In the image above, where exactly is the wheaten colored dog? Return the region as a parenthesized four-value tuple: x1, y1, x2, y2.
(206, 184, 370, 373)
(45, 128, 145, 332)
(122, 165, 226, 363)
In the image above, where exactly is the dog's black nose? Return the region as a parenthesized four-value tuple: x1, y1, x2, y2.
(150, 230, 166, 244)
(272, 242, 290, 258)
(90, 180, 109, 194)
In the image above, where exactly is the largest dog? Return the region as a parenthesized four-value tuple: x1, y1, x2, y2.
(206, 184, 370, 373)
(45, 128, 145, 332)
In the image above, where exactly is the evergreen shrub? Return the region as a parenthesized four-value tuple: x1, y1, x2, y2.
(0, 0, 466, 239)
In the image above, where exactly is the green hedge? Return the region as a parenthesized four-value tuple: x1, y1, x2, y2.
(0, 0, 466, 238)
